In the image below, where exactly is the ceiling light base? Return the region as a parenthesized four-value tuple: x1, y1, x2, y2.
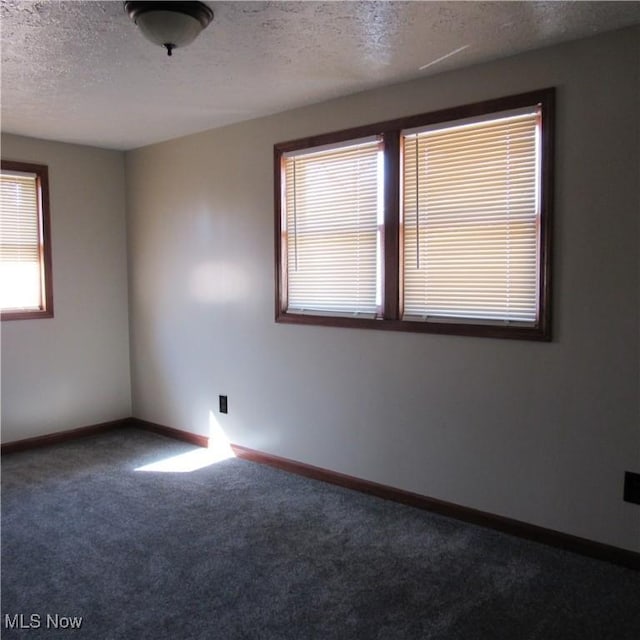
(124, 1, 214, 56)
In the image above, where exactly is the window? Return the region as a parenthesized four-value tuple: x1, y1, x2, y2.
(275, 89, 553, 340)
(0, 161, 53, 320)
(402, 109, 541, 325)
(282, 137, 383, 317)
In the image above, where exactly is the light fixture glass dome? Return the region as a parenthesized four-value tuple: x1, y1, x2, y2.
(125, 2, 214, 56)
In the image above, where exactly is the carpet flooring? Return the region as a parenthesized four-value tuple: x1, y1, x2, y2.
(2, 428, 639, 639)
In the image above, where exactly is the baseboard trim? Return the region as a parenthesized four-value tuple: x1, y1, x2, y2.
(3, 419, 637, 569)
(1, 417, 208, 454)
(1, 418, 133, 454)
(131, 418, 209, 448)
(231, 443, 640, 571)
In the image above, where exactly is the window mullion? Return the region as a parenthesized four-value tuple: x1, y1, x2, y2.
(383, 130, 400, 320)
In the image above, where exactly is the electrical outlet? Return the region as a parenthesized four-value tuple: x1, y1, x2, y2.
(219, 395, 228, 414)
(623, 471, 640, 505)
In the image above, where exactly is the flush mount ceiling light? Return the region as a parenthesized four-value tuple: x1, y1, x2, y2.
(124, 1, 214, 56)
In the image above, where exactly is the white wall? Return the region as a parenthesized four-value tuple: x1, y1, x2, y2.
(126, 27, 640, 551)
(1, 135, 131, 441)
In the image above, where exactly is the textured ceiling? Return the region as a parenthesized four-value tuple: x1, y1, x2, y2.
(2, 1, 640, 150)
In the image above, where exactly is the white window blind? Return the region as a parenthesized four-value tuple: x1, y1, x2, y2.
(283, 139, 382, 316)
(0, 170, 43, 310)
(402, 110, 540, 324)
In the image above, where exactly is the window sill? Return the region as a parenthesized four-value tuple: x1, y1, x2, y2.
(1, 308, 54, 321)
(276, 310, 550, 341)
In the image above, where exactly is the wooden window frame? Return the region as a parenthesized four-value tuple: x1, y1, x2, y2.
(1, 160, 54, 321)
(275, 88, 554, 341)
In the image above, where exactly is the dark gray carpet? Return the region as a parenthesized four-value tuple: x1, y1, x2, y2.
(2, 428, 639, 639)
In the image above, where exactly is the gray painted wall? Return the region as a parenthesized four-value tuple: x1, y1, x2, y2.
(1, 135, 131, 440)
(1, 27, 637, 554)
(126, 27, 640, 552)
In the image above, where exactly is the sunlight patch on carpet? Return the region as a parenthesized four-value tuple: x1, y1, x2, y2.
(135, 446, 234, 472)
(135, 411, 234, 472)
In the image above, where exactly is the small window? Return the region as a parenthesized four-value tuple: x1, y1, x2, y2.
(0, 161, 53, 320)
(282, 137, 383, 318)
(275, 89, 553, 340)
